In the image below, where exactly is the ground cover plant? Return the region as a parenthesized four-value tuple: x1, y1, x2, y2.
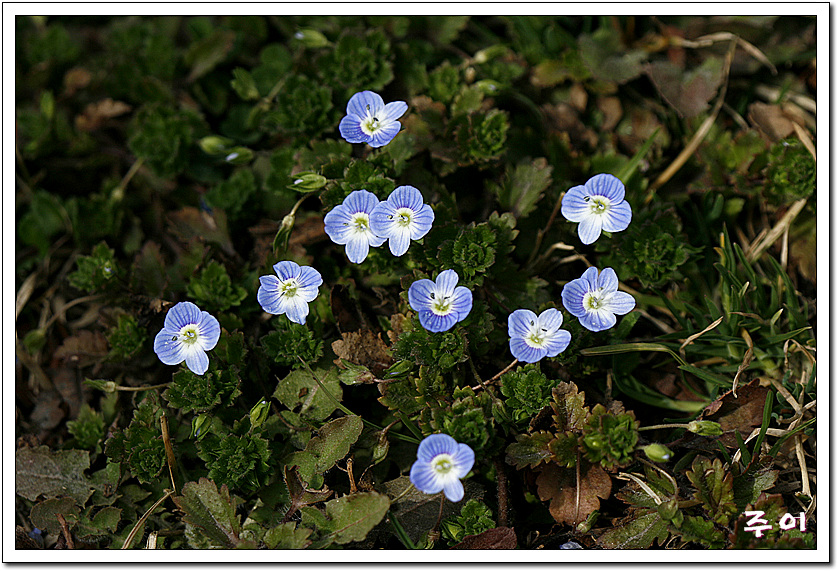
(15, 15, 816, 552)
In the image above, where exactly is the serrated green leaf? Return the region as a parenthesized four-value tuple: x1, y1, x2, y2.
(16, 446, 94, 505)
(76, 506, 122, 539)
(505, 431, 554, 469)
(173, 478, 244, 549)
(686, 457, 737, 526)
(597, 509, 669, 549)
(29, 497, 80, 534)
(305, 415, 364, 473)
(264, 522, 313, 549)
(321, 492, 390, 545)
(274, 367, 342, 421)
(676, 515, 724, 548)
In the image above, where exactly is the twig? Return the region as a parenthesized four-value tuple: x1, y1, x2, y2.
(161, 414, 178, 494)
(494, 457, 509, 527)
(57, 513, 75, 549)
(679, 315, 724, 360)
(746, 198, 807, 263)
(573, 449, 582, 529)
(121, 489, 174, 549)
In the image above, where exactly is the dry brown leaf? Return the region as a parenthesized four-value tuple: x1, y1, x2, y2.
(597, 96, 623, 131)
(75, 98, 132, 132)
(698, 378, 769, 447)
(54, 330, 108, 368)
(536, 461, 611, 526)
(451, 527, 517, 549)
(748, 102, 797, 142)
(332, 330, 393, 376)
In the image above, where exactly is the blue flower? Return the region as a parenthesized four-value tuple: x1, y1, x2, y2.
(409, 434, 475, 502)
(153, 301, 221, 375)
(257, 261, 323, 325)
(323, 189, 386, 263)
(507, 308, 571, 363)
(561, 174, 632, 245)
(338, 91, 408, 148)
(408, 269, 472, 333)
(561, 267, 636, 332)
(369, 185, 434, 256)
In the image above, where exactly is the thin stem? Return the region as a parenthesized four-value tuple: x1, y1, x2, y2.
(122, 489, 174, 549)
(639, 423, 691, 432)
(115, 157, 145, 196)
(489, 359, 518, 383)
(494, 457, 509, 527)
(526, 192, 565, 267)
(116, 382, 171, 392)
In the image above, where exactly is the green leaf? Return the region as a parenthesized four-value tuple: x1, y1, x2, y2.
(230, 67, 259, 101)
(29, 497, 80, 534)
(185, 29, 235, 82)
(305, 415, 364, 473)
(173, 478, 248, 549)
(273, 366, 343, 422)
(320, 492, 390, 545)
(76, 506, 122, 540)
(492, 158, 553, 219)
(676, 515, 724, 548)
(264, 522, 313, 549)
(16, 446, 94, 505)
(597, 509, 669, 549)
(686, 456, 737, 526)
(505, 431, 554, 469)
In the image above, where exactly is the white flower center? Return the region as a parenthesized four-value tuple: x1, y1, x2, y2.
(280, 278, 300, 298)
(431, 454, 455, 476)
(429, 290, 453, 316)
(524, 319, 553, 349)
(585, 195, 611, 215)
(350, 212, 371, 234)
(583, 288, 607, 311)
(393, 207, 412, 227)
(178, 325, 200, 345)
(361, 115, 382, 135)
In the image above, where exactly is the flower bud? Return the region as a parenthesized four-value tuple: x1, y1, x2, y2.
(191, 413, 212, 441)
(287, 172, 327, 193)
(198, 135, 234, 155)
(474, 80, 501, 95)
(472, 44, 509, 65)
(249, 399, 270, 429)
(224, 147, 254, 164)
(83, 378, 117, 393)
(687, 420, 724, 436)
(293, 28, 330, 49)
(272, 213, 295, 253)
(642, 443, 673, 463)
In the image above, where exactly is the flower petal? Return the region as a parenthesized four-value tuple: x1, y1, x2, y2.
(560, 280, 589, 317)
(273, 260, 301, 281)
(508, 309, 537, 338)
(560, 185, 591, 223)
(196, 312, 221, 351)
(510, 337, 544, 363)
(587, 173, 625, 203)
(323, 205, 354, 244)
(544, 329, 571, 357)
(410, 462, 443, 495)
(346, 90, 385, 118)
(580, 308, 617, 332)
(435, 269, 459, 297)
(389, 185, 424, 212)
(608, 291, 636, 315)
(581, 266, 600, 289)
(451, 443, 475, 477)
(344, 235, 371, 263)
(154, 329, 186, 365)
(450, 286, 473, 321)
(409, 204, 435, 239)
(344, 189, 378, 215)
(408, 279, 436, 312)
(601, 200, 632, 233)
(577, 214, 603, 245)
(442, 478, 465, 502)
(338, 115, 367, 144)
(283, 296, 310, 325)
(368, 201, 398, 237)
(257, 276, 283, 313)
(597, 267, 619, 293)
(380, 101, 408, 122)
(418, 311, 458, 333)
(297, 266, 323, 290)
(164, 301, 202, 331)
(387, 227, 411, 256)
(417, 433, 457, 461)
(368, 121, 401, 148)
(185, 347, 210, 375)
(536, 308, 563, 332)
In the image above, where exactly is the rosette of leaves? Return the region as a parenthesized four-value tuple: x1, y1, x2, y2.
(763, 138, 816, 208)
(500, 364, 559, 425)
(455, 109, 509, 166)
(104, 393, 166, 484)
(67, 242, 119, 293)
(600, 208, 697, 288)
(437, 222, 497, 287)
(197, 425, 272, 495)
(581, 404, 639, 469)
(127, 104, 207, 178)
(316, 30, 394, 96)
(427, 60, 461, 104)
(261, 319, 323, 368)
(163, 367, 242, 414)
(67, 404, 106, 453)
(204, 168, 257, 220)
(269, 74, 334, 138)
(441, 499, 496, 546)
(392, 315, 469, 374)
(107, 313, 146, 361)
(186, 261, 247, 313)
(420, 386, 501, 456)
